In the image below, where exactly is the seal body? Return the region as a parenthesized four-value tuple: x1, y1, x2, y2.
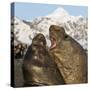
(22, 33, 65, 86)
(49, 25, 87, 84)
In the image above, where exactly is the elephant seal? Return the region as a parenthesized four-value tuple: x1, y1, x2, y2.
(22, 33, 65, 86)
(49, 25, 87, 84)
(14, 43, 27, 59)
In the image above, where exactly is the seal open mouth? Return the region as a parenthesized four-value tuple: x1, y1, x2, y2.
(50, 36, 56, 50)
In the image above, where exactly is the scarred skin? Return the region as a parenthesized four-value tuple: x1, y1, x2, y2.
(49, 25, 87, 84)
(22, 33, 65, 86)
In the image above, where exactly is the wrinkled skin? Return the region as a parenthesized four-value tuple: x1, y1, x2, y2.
(22, 33, 65, 87)
(49, 25, 87, 84)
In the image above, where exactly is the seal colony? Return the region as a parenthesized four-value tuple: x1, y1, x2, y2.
(22, 33, 65, 86)
(49, 25, 87, 84)
(22, 25, 87, 87)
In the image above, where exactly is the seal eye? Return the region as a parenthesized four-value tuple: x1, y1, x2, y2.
(65, 35, 68, 39)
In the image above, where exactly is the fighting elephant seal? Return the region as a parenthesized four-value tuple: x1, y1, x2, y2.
(22, 33, 65, 86)
(49, 25, 87, 84)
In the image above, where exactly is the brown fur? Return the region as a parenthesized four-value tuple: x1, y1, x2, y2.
(49, 25, 87, 84)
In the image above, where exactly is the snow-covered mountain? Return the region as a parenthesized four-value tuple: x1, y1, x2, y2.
(11, 7, 88, 50)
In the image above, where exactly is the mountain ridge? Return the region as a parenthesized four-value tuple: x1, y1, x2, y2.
(11, 7, 88, 50)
